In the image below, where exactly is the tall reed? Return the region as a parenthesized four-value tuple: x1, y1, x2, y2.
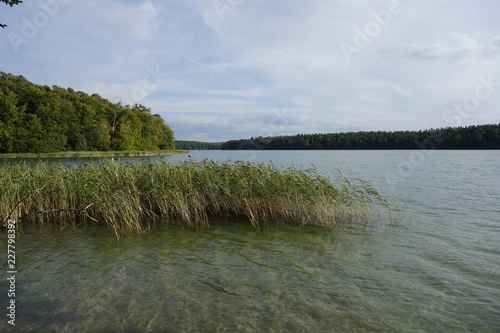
(0, 160, 393, 237)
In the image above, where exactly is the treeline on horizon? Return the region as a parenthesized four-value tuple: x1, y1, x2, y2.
(0, 72, 174, 154)
(175, 140, 223, 150)
(221, 124, 500, 150)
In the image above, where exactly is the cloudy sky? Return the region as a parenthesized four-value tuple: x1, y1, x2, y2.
(1, 0, 499, 142)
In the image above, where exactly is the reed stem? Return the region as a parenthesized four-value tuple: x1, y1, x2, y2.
(0, 160, 394, 236)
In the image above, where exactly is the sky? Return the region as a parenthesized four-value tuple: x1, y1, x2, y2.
(1, 0, 500, 142)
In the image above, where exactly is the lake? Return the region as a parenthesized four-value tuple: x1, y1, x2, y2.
(1, 150, 499, 332)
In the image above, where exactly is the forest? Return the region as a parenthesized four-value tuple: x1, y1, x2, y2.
(0, 72, 175, 153)
(175, 140, 223, 150)
(222, 124, 500, 150)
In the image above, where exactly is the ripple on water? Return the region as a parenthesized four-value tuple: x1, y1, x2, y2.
(0, 219, 497, 333)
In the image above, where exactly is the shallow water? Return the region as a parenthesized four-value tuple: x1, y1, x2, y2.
(1, 150, 499, 332)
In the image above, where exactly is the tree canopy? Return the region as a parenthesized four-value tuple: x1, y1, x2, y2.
(175, 140, 223, 150)
(0, 72, 175, 153)
(1, 0, 22, 28)
(222, 125, 500, 150)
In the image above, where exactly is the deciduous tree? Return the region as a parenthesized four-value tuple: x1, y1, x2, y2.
(1, 0, 22, 28)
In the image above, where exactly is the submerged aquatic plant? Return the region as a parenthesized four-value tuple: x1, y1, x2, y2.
(0, 160, 394, 237)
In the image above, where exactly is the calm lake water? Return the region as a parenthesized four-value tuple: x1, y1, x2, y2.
(1, 150, 499, 332)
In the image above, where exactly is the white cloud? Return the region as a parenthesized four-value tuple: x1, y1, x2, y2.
(1, 0, 499, 141)
(382, 33, 500, 62)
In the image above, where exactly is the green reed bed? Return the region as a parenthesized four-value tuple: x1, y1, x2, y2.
(0, 160, 393, 236)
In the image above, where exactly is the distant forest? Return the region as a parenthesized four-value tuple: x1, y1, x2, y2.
(175, 141, 223, 150)
(222, 124, 500, 150)
(0, 72, 174, 153)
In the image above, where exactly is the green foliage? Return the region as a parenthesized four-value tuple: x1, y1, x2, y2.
(1, 0, 22, 28)
(175, 140, 223, 150)
(222, 124, 500, 150)
(0, 72, 175, 153)
(0, 160, 393, 237)
(1, 0, 21, 5)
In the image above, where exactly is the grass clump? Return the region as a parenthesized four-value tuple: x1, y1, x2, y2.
(0, 160, 393, 237)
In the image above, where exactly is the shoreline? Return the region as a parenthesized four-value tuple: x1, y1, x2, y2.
(0, 150, 190, 159)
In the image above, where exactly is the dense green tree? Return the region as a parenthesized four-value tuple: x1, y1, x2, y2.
(1, 0, 22, 28)
(175, 141, 223, 150)
(222, 125, 500, 150)
(111, 109, 143, 151)
(0, 72, 175, 153)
